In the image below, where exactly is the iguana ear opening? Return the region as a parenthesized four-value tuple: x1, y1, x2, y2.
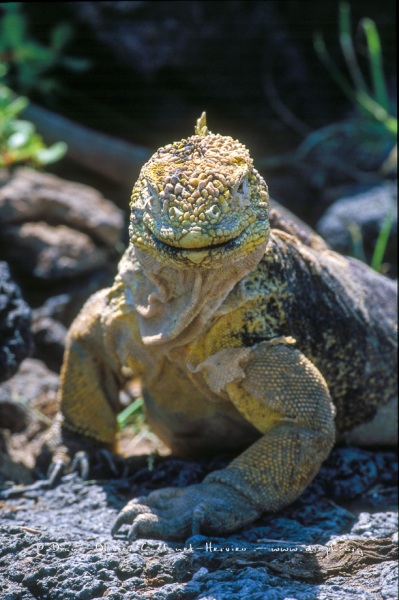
(195, 112, 209, 136)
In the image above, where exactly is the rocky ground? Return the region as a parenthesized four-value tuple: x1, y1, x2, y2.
(0, 444, 397, 599)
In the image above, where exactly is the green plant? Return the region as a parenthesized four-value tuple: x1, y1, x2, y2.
(0, 3, 90, 97)
(303, 2, 397, 180)
(314, 3, 396, 136)
(347, 210, 395, 274)
(0, 66, 67, 167)
(117, 396, 145, 431)
(262, 4, 396, 184)
(370, 209, 395, 272)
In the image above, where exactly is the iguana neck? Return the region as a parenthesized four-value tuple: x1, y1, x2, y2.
(120, 244, 267, 348)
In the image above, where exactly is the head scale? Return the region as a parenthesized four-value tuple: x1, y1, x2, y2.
(129, 113, 270, 268)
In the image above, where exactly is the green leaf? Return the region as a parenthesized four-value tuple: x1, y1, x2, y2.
(50, 22, 73, 52)
(61, 56, 91, 72)
(3, 95, 29, 118)
(371, 210, 395, 272)
(1, 12, 26, 48)
(0, 62, 8, 78)
(348, 222, 367, 263)
(16, 41, 55, 68)
(313, 32, 360, 109)
(7, 130, 30, 148)
(34, 141, 67, 164)
(0, 84, 13, 107)
(117, 397, 144, 428)
(361, 17, 390, 112)
(11, 118, 35, 135)
(338, 2, 368, 95)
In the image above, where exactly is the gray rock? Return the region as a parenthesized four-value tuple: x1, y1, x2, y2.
(0, 358, 59, 480)
(0, 358, 59, 411)
(0, 262, 32, 383)
(0, 167, 125, 283)
(31, 314, 67, 373)
(316, 182, 397, 274)
(0, 447, 396, 599)
(0, 167, 124, 248)
(1, 222, 110, 280)
(0, 391, 29, 432)
(350, 512, 398, 539)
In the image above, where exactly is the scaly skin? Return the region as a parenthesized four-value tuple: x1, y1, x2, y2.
(43, 114, 397, 541)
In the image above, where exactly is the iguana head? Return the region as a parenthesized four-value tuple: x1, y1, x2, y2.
(129, 113, 270, 268)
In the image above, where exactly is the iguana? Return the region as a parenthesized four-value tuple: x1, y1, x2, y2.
(41, 114, 398, 541)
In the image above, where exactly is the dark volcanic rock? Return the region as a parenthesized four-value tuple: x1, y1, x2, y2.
(0, 448, 397, 598)
(0, 389, 29, 433)
(0, 262, 32, 383)
(31, 315, 67, 373)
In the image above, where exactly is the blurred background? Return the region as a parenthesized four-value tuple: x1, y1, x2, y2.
(1, 1, 396, 213)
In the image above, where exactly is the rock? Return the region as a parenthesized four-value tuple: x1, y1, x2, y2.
(0, 262, 32, 383)
(31, 315, 67, 373)
(0, 389, 29, 433)
(0, 448, 397, 598)
(31, 294, 71, 323)
(0, 167, 125, 248)
(316, 446, 380, 500)
(0, 168, 123, 281)
(0, 167, 125, 282)
(316, 182, 397, 274)
(1, 222, 111, 280)
(0, 168, 126, 323)
(351, 512, 398, 539)
(0, 358, 59, 420)
(0, 358, 59, 478)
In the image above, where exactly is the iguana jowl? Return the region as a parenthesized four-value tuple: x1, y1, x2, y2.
(45, 114, 398, 541)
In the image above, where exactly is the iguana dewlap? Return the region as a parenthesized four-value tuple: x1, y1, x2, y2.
(46, 114, 397, 541)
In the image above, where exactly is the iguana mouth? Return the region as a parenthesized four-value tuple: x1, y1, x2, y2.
(147, 227, 242, 254)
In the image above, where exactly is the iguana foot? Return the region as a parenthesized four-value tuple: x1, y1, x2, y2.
(47, 449, 93, 484)
(0, 450, 90, 499)
(111, 481, 261, 541)
(43, 447, 120, 483)
(0, 448, 120, 500)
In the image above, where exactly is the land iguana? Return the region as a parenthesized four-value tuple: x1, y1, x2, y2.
(40, 114, 398, 541)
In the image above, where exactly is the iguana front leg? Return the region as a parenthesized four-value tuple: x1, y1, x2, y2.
(38, 287, 138, 479)
(112, 339, 336, 541)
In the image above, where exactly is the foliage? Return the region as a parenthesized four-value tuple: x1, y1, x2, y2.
(347, 209, 395, 275)
(0, 66, 67, 168)
(369, 209, 395, 272)
(261, 4, 396, 274)
(262, 4, 396, 185)
(312, 3, 396, 273)
(0, 3, 90, 97)
(117, 397, 145, 431)
(313, 3, 396, 136)
(301, 2, 397, 181)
